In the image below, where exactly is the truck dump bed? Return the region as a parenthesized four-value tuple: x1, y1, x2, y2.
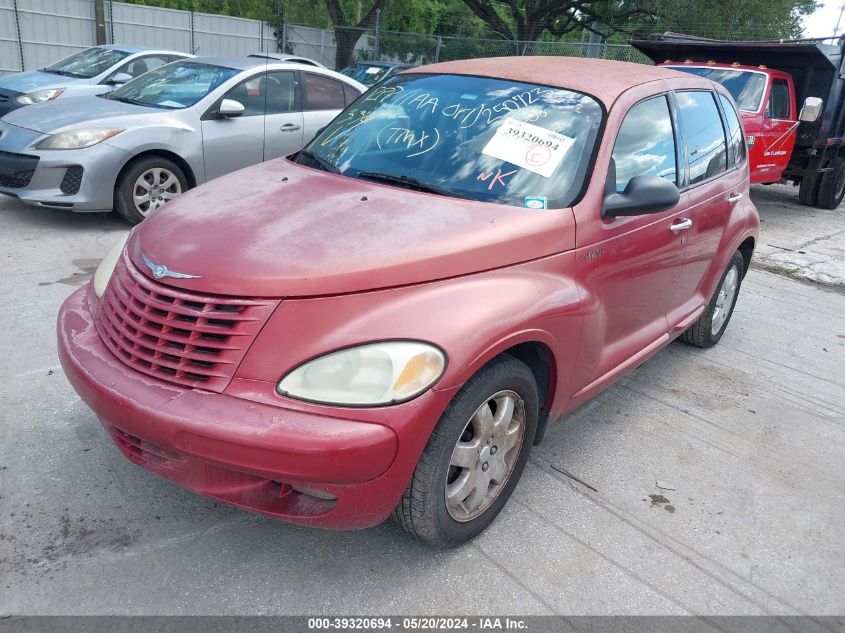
(632, 33, 845, 150)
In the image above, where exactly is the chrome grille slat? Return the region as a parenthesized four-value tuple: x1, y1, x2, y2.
(94, 252, 278, 391)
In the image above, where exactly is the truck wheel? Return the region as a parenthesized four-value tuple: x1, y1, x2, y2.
(798, 173, 820, 207)
(392, 355, 538, 548)
(817, 158, 845, 209)
(115, 156, 188, 225)
(680, 251, 745, 348)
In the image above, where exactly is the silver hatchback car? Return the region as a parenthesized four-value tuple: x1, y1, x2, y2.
(0, 57, 366, 223)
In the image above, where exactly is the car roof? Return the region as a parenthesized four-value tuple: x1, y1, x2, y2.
(412, 56, 713, 107)
(95, 44, 187, 55)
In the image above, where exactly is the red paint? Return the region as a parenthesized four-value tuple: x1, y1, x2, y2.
(58, 58, 758, 530)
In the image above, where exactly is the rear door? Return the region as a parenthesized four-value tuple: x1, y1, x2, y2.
(668, 90, 741, 326)
(301, 72, 352, 144)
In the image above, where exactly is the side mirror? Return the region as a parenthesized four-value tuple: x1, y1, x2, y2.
(108, 72, 132, 85)
(799, 96, 823, 122)
(602, 175, 680, 218)
(218, 98, 245, 118)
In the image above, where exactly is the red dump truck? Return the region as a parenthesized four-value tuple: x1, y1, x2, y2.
(633, 33, 845, 208)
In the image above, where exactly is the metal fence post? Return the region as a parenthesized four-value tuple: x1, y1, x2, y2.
(434, 35, 441, 63)
(189, 10, 195, 54)
(108, 1, 115, 44)
(12, 0, 24, 71)
(281, 19, 287, 53)
(374, 8, 381, 58)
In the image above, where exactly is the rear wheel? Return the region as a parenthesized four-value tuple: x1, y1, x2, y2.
(817, 157, 845, 209)
(392, 355, 538, 548)
(798, 173, 820, 207)
(115, 156, 188, 225)
(680, 251, 745, 348)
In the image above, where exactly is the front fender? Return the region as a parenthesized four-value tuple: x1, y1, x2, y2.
(237, 250, 583, 417)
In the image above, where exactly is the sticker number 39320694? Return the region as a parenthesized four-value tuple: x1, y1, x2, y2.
(481, 118, 575, 178)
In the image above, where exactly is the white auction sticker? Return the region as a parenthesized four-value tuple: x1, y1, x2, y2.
(481, 118, 574, 178)
(365, 67, 381, 74)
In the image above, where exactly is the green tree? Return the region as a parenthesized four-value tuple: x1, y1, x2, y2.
(323, 0, 390, 69)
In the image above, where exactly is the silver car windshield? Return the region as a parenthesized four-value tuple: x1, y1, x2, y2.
(106, 61, 239, 110)
(42, 47, 130, 79)
(300, 73, 604, 208)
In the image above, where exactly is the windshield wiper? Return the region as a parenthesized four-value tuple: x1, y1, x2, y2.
(297, 149, 340, 174)
(107, 95, 146, 106)
(357, 171, 470, 199)
(42, 69, 86, 78)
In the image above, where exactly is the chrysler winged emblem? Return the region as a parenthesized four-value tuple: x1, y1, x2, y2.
(142, 253, 201, 280)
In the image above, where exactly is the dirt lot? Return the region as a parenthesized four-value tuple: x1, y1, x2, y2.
(0, 186, 843, 616)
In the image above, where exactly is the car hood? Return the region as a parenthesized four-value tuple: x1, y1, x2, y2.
(0, 70, 87, 93)
(2, 95, 161, 133)
(130, 159, 576, 297)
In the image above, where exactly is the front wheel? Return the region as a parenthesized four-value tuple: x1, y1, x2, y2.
(392, 355, 539, 548)
(115, 156, 188, 224)
(680, 251, 745, 348)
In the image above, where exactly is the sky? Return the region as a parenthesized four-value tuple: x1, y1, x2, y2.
(803, 1, 845, 37)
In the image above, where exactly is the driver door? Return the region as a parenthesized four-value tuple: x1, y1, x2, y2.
(200, 73, 268, 182)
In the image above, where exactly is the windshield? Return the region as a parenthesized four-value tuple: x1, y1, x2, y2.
(42, 47, 130, 79)
(342, 64, 392, 86)
(299, 73, 604, 208)
(665, 66, 767, 112)
(106, 61, 239, 109)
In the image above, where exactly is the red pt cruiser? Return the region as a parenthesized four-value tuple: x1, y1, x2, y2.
(58, 58, 759, 547)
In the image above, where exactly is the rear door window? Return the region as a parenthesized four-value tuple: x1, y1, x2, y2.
(719, 94, 746, 167)
(612, 95, 677, 192)
(303, 73, 346, 111)
(676, 91, 728, 185)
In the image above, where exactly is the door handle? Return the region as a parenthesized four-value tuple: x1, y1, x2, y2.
(727, 192, 744, 204)
(669, 218, 693, 232)
(280, 123, 301, 132)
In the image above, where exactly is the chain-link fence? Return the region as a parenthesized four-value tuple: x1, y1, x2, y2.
(1, 0, 651, 76)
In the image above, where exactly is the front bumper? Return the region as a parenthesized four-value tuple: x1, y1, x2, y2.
(58, 286, 415, 529)
(0, 121, 126, 211)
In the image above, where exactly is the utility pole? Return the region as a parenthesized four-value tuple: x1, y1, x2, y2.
(374, 8, 381, 59)
(835, 2, 845, 37)
(94, 0, 107, 44)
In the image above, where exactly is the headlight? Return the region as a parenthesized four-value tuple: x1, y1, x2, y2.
(93, 233, 129, 298)
(16, 88, 65, 104)
(34, 128, 124, 150)
(278, 341, 446, 406)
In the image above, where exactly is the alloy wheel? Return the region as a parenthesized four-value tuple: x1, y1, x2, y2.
(711, 265, 740, 336)
(445, 390, 525, 522)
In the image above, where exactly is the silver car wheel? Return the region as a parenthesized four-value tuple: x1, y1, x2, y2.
(133, 167, 182, 217)
(445, 390, 525, 522)
(711, 265, 740, 336)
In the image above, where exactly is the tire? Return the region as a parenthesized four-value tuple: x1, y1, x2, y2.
(680, 251, 745, 348)
(798, 173, 820, 207)
(115, 156, 188, 225)
(392, 355, 539, 548)
(817, 157, 845, 209)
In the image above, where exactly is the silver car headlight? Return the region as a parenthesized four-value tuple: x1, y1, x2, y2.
(34, 128, 124, 150)
(278, 341, 446, 406)
(93, 233, 129, 298)
(16, 88, 65, 104)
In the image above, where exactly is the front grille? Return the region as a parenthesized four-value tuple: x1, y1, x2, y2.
(60, 165, 83, 194)
(0, 149, 38, 188)
(95, 252, 278, 392)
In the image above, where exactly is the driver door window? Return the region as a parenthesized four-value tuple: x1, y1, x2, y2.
(111, 55, 172, 81)
(611, 95, 677, 191)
